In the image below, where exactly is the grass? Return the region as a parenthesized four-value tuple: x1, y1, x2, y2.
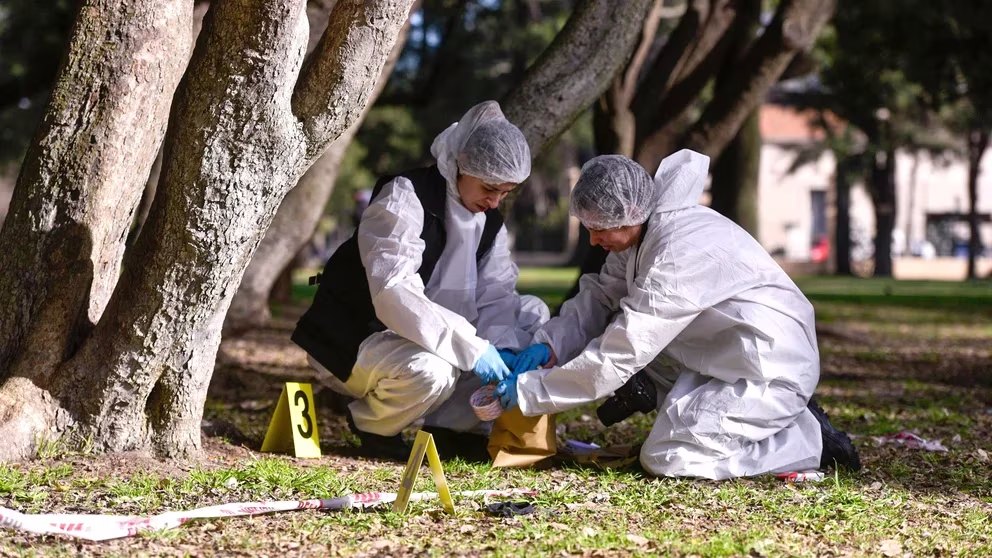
(2, 271, 991, 556)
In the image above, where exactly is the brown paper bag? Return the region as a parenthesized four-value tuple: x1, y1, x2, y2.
(487, 408, 556, 467)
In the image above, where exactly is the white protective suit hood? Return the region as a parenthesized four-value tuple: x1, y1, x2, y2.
(652, 149, 710, 213)
(427, 101, 531, 319)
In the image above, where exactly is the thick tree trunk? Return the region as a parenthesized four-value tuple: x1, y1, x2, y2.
(0, 0, 192, 379)
(966, 129, 989, 280)
(0, 0, 413, 462)
(870, 147, 896, 278)
(710, 108, 760, 235)
(224, 4, 414, 333)
(503, 0, 655, 153)
(707, 0, 760, 235)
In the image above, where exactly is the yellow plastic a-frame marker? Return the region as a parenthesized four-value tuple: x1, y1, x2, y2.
(393, 431, 454, 514)
(260, 382, 321, 458)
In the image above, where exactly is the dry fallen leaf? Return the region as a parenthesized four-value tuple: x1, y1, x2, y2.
(626, 533, 650, 547)
(879, 538, 902, 557)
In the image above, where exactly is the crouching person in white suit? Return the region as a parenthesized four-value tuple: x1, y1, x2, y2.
(292, 101, 548, 460)
(496, 151, 860, 480)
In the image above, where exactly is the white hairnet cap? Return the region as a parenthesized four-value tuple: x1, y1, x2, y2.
(569, 155, 655, 230)
(431, 100, 531, 186)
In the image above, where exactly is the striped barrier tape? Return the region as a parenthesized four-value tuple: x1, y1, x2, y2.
(0, 488, 536, 541)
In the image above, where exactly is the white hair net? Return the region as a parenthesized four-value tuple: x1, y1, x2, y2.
(569, 155, 656, 230)
(431, 100, 531, 186)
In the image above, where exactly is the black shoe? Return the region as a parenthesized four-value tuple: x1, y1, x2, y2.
(808, 398, 862, 472)
(346, 411, 411, 462)
(421, 426, 491, 463)
(596, 370, 658, 427)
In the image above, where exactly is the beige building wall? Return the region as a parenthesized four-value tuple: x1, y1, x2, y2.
(756, 104, 992, 279)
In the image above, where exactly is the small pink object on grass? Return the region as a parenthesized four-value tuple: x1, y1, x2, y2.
(471, 385, 502, 421)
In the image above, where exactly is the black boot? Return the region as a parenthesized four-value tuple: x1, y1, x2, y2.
(808, 398, 861, 472)
(596, 370, 658, 427)
(346, 411, 411, 462)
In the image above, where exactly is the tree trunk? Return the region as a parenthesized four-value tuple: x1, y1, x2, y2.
(870, 147, 896, 277)
(125, 2, 212, 250)
(833, 154, 853, 276)
(224, 3, 415, 333)
(633, 0, 739, 166)
(710, 108, 760, 235)
(966, 129, 989, 280)
(0, 0, 193, 379)
(0, 0, 414, 462)
(591, 0, 665, 157)
(707, 0, 760, 235)
(503, 0, 655, 153)
(680, 0, 836, 165)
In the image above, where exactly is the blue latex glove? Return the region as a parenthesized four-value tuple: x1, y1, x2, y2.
(473, 344, 512, 384)
(512, 343, 551, 375)
(495, 375, 519, 410)
(497, 348, 518, 370)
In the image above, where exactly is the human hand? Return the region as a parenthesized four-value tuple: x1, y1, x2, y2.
(512, 343, 552, 375)
(495, 375, 519, 409)
(497, 348, 518, 370)
(473, 344, 512, 384)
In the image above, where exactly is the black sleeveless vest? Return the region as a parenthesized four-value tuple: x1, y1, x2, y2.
(291, 165, 503, 381)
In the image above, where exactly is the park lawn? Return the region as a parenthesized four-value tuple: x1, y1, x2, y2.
(2, 272, 990, 557)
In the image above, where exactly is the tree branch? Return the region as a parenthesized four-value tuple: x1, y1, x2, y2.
(684, 0, 837, 158)
(502, 0, 655, 154)
(632, 0, 737, 140)
(292, 0, 416, 160)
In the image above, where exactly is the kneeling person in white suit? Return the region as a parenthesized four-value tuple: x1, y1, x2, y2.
(496, 151, 860, 480)
(292, 101, 548, 460)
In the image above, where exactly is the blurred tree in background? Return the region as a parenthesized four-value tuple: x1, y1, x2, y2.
(785, 0, 992, 278)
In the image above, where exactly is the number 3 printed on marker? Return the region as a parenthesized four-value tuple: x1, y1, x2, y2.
(294, 389, 313, 439)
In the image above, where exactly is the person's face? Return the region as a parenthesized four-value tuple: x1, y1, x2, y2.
(587, 223, 644, 252)
(456, 173, 517, 213)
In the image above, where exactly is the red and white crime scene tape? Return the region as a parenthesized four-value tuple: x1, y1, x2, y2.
(775, 471, 826, 483)
(0, 488, 535, 542)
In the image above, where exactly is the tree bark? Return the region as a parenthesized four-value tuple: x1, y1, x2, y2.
(224, 1, 415, 333)
(0, 0, 413, 461)
(0, 0, 193, 379)
(710, 108, 760, 235)
(870, 147, 896, 277)
(592, 0, 665, 157)
(633, 0, 738, 164)
(502, 0, 655, 153)
(833, 154, 854, 276)
(707, 0, 760, 235)
(966, 129, 989, 280)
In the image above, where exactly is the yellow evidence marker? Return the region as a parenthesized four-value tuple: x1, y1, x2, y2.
(260, 382, 321, 458)
(393, 431, 454, 514)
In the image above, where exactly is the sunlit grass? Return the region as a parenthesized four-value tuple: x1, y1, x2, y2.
(3, 271, 991, 555)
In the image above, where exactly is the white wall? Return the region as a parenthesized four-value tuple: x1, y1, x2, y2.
(757, 143, 992, 266)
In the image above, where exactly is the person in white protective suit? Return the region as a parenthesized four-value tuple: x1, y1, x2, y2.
(291, 101, 549, 460)
(495, 151, 860, 480)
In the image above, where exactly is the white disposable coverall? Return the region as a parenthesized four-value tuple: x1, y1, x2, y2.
(314, 106, 548, 437)
(518, 150, 822, 480)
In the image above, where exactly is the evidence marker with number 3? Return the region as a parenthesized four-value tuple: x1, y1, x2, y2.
(261, 382, 321, 458)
